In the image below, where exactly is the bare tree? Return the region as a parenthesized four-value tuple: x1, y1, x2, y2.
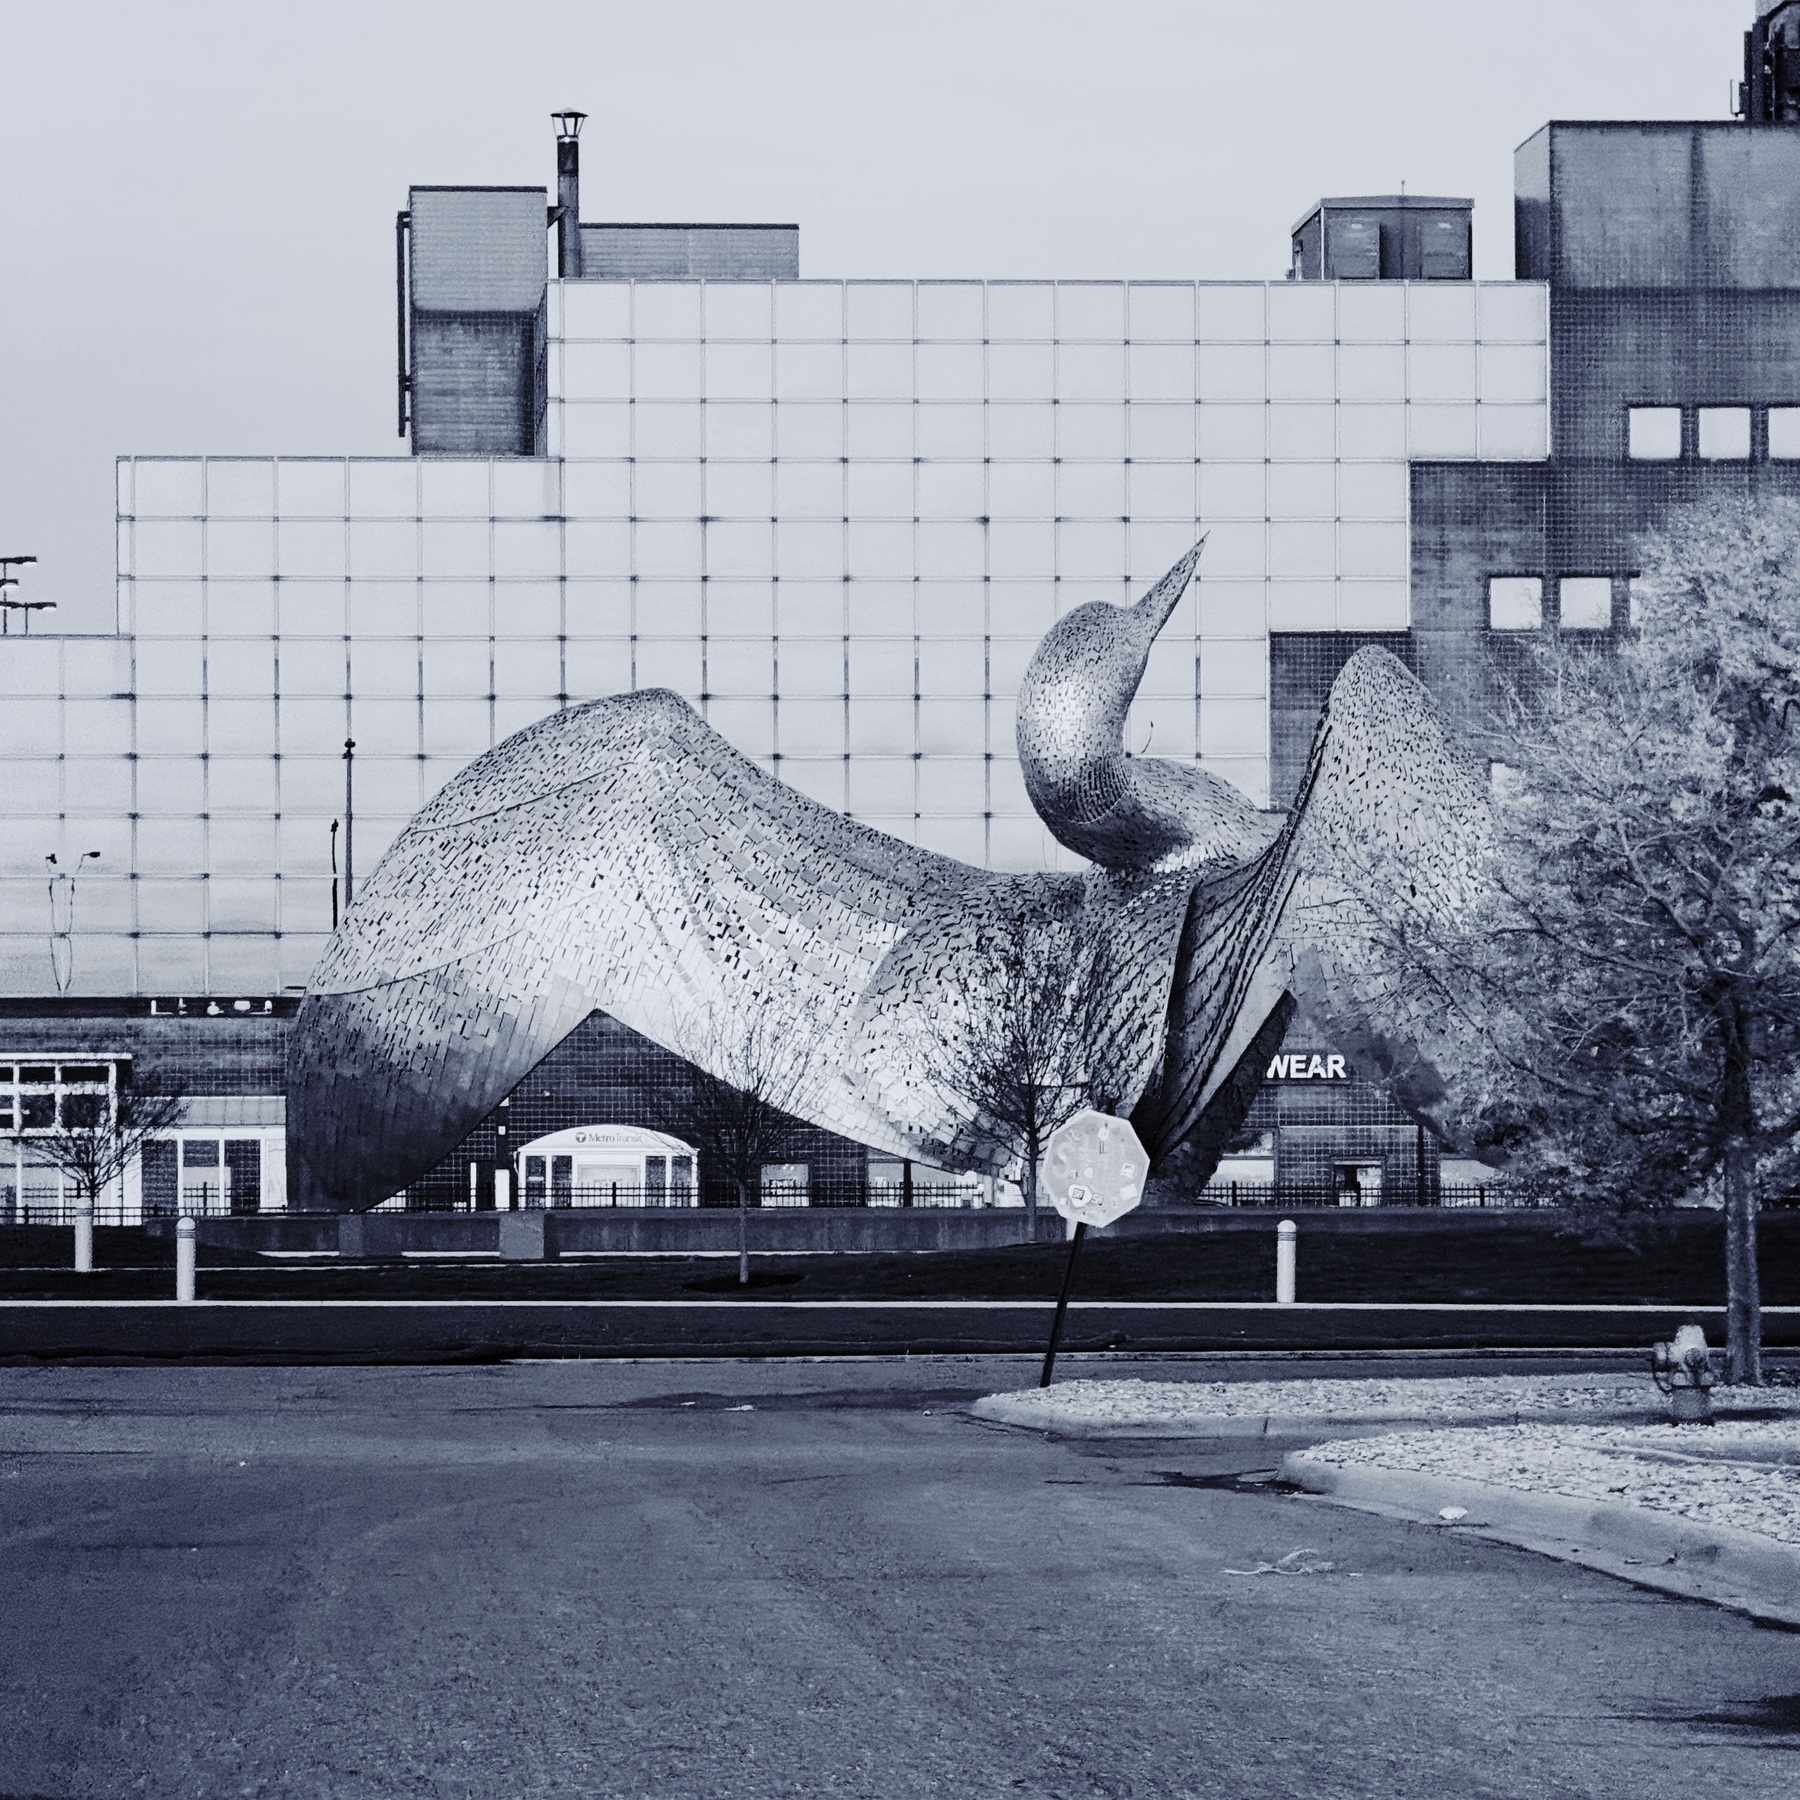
(1348, 499, 1800, 1384)
(925, 885, 1112, 1237)
(10, 1080, 186, 1219)
(663, 1011, 816, 1286)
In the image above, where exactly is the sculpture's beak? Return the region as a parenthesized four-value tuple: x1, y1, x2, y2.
(1131, 536, 1206, 643)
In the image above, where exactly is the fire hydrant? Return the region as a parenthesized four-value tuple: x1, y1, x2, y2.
(1651, 1321, 1717, 1423)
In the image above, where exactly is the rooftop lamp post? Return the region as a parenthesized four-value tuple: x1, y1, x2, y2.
(0, 555, 51, 636)
(552, 110, 586, 280)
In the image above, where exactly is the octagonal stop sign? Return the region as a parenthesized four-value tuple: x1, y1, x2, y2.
(1041, 1109, 1149, 1230)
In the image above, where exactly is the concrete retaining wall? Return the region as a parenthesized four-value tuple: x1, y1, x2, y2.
(142, 1205, 1589, 1259)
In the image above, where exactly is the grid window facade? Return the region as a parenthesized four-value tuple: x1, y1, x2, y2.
(0, 278, 1549, 998)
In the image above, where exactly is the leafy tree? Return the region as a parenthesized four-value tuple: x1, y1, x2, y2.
(1371, 499, 1800, 1383)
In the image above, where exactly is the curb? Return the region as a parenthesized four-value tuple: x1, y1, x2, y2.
(1279, 1449, 1800, 1629)
(966, 1394, 1664, 1438)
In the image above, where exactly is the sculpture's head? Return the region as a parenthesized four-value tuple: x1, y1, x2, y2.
(1016, 541, 1273, 871)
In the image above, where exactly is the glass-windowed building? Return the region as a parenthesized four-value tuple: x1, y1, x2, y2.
(3, 3, 1798, 1209)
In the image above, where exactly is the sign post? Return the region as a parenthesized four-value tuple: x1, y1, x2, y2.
(1036, 1110, 1149, 1387)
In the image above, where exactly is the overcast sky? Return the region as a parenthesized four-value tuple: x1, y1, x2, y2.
(0, 0, 1741, 633)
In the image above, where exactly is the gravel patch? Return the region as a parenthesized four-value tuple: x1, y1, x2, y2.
(977, 1372, 1800, 1431)
(1293, 1419, 1800, 1546)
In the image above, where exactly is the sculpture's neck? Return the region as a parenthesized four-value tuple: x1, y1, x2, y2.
(1016, 548, 1198, 858)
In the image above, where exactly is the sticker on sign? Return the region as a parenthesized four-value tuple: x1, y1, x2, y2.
(1040, 1109, 1149, 1229)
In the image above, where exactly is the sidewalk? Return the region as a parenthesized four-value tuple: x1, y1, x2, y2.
(975, 1372, 1800, 1625)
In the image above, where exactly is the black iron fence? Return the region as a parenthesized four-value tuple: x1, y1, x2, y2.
(1193, 1181, 1547, 1210)
(394, 1180, 997, 1213)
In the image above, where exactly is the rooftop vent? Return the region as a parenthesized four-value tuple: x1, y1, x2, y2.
(1290, 196, 1472, 282)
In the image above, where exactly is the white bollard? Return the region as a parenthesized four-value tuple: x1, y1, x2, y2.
(175, 1216, 196, 1303)
(1275, 1218, 1297, 1305)
(73, 1198, 94, 1275)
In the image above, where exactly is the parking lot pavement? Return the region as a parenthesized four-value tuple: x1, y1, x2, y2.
(2, 1357, 1796, 1800)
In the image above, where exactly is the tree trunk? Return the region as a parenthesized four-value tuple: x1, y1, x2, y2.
(1724, 1134, 1762, 1385)
(1022, 1133, 1038, 1243)
(736, 1178, 750, 1287)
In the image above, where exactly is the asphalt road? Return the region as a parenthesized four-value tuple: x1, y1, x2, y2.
(2, 1357, 1796, 1799)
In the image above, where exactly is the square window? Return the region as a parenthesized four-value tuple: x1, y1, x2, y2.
(778, 700, 845, 757)
(635, 341, 703, 400)
(707, 638, 775, 696)
(493, 520, 560, 581)
(916, 405, 985, 459)
(847, 638, 914, 698)
(348, 461, 417, 518)
(918, 463, 985, 518)
(419, 461, 492, 517)
(562, 403, 633, 458)
(703, 283, 772, 338)
(845, 463, 912, 517)
(633, 283, 703, 340)
(846, 699, 915, 754)
(989, 343, 1055, 402)
(1698, 407, 1751, 461)
(1056, 284, 1125, 340)
(1198, 344, 1265, 403)
(774, 284, 843, 338)
(562, 341, 633, 399)
(1126, 283, 1196, 341)
(774, 343, 843, 401)
(206, 460, 275, 518)
(705, 404, 773, 460)
(776, 583, 843, 637)
(1196, 285, 1267, 341)
(635, 403, 704, 458)
(846, 282, 914, 338)
(1559, 576, 1613, 630)
(987, 404, 1054, 459)
(987, 284, 1055, 341)
(1056, 406, 1125, 460)
(704, 342, 774, 402)
(914, 282, 986, 338)
(917, 343, 984, 401)
(1488, 575, 1543, 631)
(561, 283, 631, 340)
(847, 342, 913, 401)
(845, 403, 913, 459)
(133, 460, 204, 518)
(1270, 406, 1336, 459)
(1769, 408, 1800, 459)
(1628, 407, 1682, 460)
(775, 404, 842, 460)
(845, 520, 912, 579)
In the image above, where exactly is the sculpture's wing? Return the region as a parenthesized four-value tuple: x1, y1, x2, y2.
(1133, 648, 1490, 1170)
(1271, 646, 1492, 1140)
(287, 690, 981, 1207)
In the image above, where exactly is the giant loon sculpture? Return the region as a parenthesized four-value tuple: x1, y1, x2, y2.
(287, 544, 1488, 1209)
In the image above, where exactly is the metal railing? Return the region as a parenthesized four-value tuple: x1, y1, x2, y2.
(1194, 1181, 1551, 1210)
(394, 1180, 1008, 1213)
(2, 1183, 236, 1227)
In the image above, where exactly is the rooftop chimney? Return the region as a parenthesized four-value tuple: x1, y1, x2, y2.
(552, 111, 586, 277)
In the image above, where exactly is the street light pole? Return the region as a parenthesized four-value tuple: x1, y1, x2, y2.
(342, 740, 356, 913)
(1, 554, 50, 636)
